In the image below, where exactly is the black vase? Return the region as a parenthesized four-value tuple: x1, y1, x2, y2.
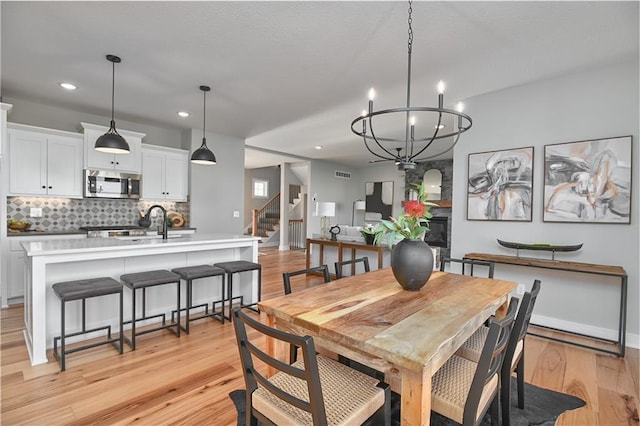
(363, 233, 376, 245)
(390, 239, 434, 291)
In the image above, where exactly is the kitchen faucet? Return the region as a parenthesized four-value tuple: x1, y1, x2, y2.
(138, 205, 168, 239)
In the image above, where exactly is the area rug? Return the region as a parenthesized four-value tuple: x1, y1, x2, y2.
(229, 377, 585, 426)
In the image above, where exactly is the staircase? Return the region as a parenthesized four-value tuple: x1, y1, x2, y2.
(247, 185, 304, 247)
(250, 193, 280, 244)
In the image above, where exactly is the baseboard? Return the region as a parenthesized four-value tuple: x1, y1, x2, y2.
(531, 313, 640, 349)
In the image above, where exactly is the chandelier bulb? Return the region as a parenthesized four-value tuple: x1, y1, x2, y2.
(437, 81, 446, 95)
(368, 88, 376, 101)
(410, 116, 416, 126)
(456, 102, 465, 113)
(361, 109, 368, 117)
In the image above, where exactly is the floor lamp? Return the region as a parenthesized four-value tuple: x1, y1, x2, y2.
(352, 200, 366, 225)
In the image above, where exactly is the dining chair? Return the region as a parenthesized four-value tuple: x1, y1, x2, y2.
(430, 296, 519, 426)
(455, 280, 541, 426)
(282, 265, 331, 362)
(232, 307, 391, 426)
(283, 265, 331, 295)
(334, 256, 370, 279)
(440, 257, 495, 278)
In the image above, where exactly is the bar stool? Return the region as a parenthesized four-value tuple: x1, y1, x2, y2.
(213, 260, 261, 320)
(120, 270, 182, 350)
(170, 265, 226, 333)
(52, 277, 123, 371)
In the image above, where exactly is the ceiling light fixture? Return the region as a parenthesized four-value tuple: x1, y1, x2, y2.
(59, 82, 76, 90)
(190, 85, 216, 165)
(177, 111, 189, 118)
(95, 54, 129, 154)
(315, 146, 323, 150)
(350, 0, 472, 171)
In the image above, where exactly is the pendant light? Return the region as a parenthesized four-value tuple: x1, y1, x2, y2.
(95, 54, 130, 154)
(190, 85, 217, 165)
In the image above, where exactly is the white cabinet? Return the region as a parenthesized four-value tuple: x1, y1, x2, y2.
(6, 234, 87, 302)
(81, 122, 145, 174)
(8, 124, 83, 198)
(141, 145, 189, 201)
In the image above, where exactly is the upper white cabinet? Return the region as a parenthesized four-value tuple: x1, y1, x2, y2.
(8, 124, 83, 198)
(0, 103, 12, 158)
(81, 122, 145, 174)
(141, 145, 189, 201)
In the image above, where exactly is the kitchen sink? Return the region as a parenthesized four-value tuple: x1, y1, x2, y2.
(114, 234, 183, 241)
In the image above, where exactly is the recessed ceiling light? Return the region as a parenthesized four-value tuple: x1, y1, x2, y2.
(177, 111, 189, 118)
(315, 146, 323, 150)
(59, 82, 77, 90)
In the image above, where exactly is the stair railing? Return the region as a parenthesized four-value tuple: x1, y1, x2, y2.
(288, 219, 304, 249)
(252, 192, 281, 237)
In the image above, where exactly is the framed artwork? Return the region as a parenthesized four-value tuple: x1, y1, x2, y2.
(467, 146, 534, 221)
(543, 136, 632, 223)
(365, 181, 393, 221)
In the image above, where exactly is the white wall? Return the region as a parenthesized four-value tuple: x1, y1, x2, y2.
(307, 160, 359, 236)
(451, 59, 639, 345)
(4, 96, 183, 149)
(186, 128, 245, 234)
(244, 166, 280, 228)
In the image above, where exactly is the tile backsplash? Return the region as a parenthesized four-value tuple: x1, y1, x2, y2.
(7, 197, 190, 231)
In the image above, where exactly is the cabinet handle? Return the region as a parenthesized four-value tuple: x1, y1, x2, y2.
(116, 162, 119, 165)
(48, 186, 53, 189)
(42, 185, 46, 189)
(111, 161, 114, 165)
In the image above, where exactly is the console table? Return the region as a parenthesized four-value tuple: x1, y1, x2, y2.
(464, 252, 627, 357)
(306, 238, 386, 277)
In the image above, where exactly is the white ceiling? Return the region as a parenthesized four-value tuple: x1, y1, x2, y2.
(2, 1, 638, 169)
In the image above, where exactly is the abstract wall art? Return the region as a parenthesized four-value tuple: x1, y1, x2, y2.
(543, 136, 632, 223)
(365, 181, 393, 221)
(467, 147, 534, 221)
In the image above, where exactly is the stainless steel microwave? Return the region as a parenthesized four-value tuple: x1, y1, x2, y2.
(84, 169, 141, 199)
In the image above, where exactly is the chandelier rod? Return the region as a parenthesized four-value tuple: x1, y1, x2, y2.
(404, 0, 414, 162)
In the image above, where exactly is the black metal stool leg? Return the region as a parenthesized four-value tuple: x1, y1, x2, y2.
(118, 291, 124, 354)
(220, 274, 226, 324)
(186, 279, 191, 334)
(131, 288, 137, 350)
(60, 300, 66, 371)
(176, 280, 181, 337)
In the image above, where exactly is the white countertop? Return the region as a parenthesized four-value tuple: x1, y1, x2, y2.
(22, 233, 260, 256)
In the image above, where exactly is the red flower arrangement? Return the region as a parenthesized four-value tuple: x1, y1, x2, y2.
(373, 183, 438, 246)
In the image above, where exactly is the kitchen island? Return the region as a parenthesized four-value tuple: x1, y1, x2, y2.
(21, 233, 260, 365)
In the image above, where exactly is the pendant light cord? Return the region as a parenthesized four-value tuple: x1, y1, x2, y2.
(202, 89, 206, 140)
(110, 59, 115, 123)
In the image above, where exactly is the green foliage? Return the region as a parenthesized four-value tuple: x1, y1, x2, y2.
(371, 182, 438, 248)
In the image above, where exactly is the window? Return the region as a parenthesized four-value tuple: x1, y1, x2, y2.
(252, 179, 269, 199)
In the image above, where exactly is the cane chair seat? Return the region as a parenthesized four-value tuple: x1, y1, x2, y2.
(431, 355, 499, 424)
(456, 325, 524, 371)
(253, 355, 385, 426)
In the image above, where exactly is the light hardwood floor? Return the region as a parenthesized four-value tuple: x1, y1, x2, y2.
(1, 247, 638, 425)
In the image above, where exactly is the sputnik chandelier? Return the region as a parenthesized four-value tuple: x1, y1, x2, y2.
(351, 0, 472, 171)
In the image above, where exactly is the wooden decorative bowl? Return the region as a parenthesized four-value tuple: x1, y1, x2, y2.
(8, 222, 31, 231)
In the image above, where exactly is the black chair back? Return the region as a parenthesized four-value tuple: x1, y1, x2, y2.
(283, 265, 330, 295)
(440, 257, 495, 278)
(464, 297, 518, 424)
(334, 257, 371, 279)
(232, 307, 328, 425)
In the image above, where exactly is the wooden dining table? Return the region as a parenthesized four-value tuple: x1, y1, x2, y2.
(258, 267, 517, 426)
